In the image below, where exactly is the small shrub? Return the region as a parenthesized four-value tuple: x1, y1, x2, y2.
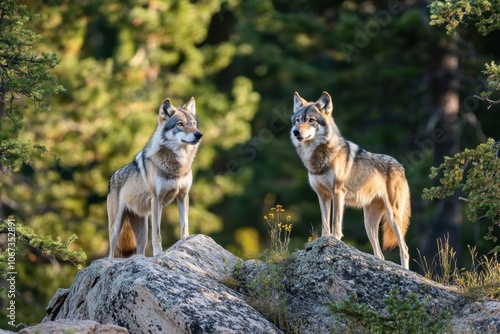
(219, 273, 242, 291)
(327, 288, 450, 334)
(219, 258, 244, 290)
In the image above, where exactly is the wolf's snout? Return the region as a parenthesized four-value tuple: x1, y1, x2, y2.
(293, 129, 301, 137)
(194, 132, 203, 140)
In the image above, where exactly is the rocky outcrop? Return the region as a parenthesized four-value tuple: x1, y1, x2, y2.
(43, 234, 282, 334)
(238, 237, 500, 333)
(41, 234, 500, 334)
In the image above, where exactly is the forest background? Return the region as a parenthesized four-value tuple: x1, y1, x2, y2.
(0, 0, 499, 326)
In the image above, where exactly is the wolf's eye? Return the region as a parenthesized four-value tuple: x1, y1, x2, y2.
(308, 118, 316, 123)
(176, 122, 184, 127)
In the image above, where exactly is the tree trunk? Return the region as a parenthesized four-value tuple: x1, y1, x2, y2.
(420, 37, 463, 269)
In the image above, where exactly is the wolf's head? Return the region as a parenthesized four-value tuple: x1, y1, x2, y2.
(291, 91, 337, 145)
(157, 97, 203, 145)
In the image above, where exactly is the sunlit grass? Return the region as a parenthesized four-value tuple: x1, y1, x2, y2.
(415, 234, 500, 300)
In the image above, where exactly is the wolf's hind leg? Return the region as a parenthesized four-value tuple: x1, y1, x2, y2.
(383, 200, 410, 270)
(363, 200, 385, 260)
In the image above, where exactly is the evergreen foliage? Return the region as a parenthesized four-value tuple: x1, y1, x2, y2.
(481, 61, 500, 107)
(423, 139, 500, 242)
(429, 0, 500, 35)
(0, 216, 86, 278)
(429, 0, 500, 104)
(0, 0, 64, 174)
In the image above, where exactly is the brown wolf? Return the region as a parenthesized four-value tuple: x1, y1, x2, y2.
(291, 91, 410, 269)
(108, 97, 202, 257)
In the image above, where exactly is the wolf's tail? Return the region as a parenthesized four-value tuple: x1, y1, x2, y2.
(116, 214, 137, 257)
(382, 177, 411, 251)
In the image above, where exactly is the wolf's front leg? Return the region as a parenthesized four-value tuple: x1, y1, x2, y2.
(151, 197, 163, 255)
(177, 193, 189, 239)
(332, 183, 347, 240)
(317, 193, 332, 236)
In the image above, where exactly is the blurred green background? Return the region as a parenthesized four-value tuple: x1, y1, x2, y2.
(1, 0, 499, 327)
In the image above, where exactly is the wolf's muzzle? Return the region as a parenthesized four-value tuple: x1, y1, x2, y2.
(194, 132, 203, 140)
(293, 129, 305, 141)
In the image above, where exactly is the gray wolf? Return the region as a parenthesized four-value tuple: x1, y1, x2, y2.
(291, 91, 410, 269)
(108, 97, 202, 257)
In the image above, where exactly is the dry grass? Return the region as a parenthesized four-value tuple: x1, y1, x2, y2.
(415, 234, 500, 300)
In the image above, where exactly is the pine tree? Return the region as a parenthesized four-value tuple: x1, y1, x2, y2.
(0, 0, 63, 174)
(423, 0, 500, 248)
(0, 1, 85, 327)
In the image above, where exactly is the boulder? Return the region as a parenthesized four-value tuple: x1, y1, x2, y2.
(44, 234, 282, 334)
(237, 236, 500, 333)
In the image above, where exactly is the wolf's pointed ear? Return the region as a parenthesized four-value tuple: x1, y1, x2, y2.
(181, 97, 196, 115)
(159, 98, 176, 122)
(293, 92, 307, 113)
(315, 91, 333, 114)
